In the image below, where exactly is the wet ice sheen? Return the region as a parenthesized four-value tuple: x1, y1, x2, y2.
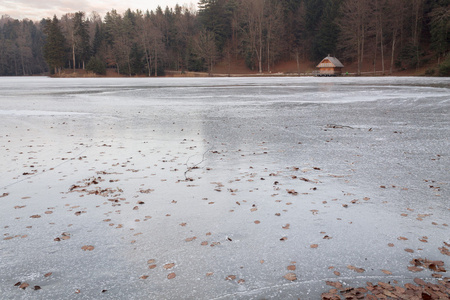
(0, 77, 449, 299)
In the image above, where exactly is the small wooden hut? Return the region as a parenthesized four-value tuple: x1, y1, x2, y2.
(316, 55, 344, 76)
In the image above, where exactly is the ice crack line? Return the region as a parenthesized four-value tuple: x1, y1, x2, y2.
(184, 146, 213, 181)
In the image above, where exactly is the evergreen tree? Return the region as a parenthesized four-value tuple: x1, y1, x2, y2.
(73, 12, 91, 69)
(43, 16, 66, 74)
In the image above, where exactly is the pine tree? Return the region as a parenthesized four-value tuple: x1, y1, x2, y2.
(73, 12, 91, 69)
(43, 16, 66, 74)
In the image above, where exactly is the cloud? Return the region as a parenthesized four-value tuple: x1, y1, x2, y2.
(0, 0, 195, 20)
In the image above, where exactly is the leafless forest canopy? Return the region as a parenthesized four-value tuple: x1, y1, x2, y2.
(0, 0, 449, 76)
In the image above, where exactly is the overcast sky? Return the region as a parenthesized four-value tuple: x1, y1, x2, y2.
(0, 0, 198, 21)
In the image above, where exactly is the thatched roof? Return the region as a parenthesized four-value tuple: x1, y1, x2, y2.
(317, 55, 344, 68)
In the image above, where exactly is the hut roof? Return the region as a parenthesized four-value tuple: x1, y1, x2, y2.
(316, 55, 344, 68)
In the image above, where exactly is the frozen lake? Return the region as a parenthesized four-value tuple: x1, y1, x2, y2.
(1, 76, 449, 299)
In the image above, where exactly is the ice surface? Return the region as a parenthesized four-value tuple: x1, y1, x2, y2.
(0, 76, 449, 299)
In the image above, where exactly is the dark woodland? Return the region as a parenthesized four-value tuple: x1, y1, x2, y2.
(0, 0, 449, 76)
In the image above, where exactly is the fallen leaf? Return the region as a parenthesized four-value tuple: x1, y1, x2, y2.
(33, 286, 41, 290)
(163, 263, 175, 270)
(334, 271, 340, 276)
(238, 279, 245, 284)
(30, 215, 41, 218)
(407, 266, 423, 272)
(282, 224, 290, 229)
(140, 275, 149, 279)
(206, 272, 214, 276)
(167, 273, 176, 279)
(326, 281, 343, 289)
(381, 269, 392, 275)
(149, 264, 157, 269)
(280, 237, 287, 241)
(185, 237, 197, 242)
(404, 248, 414, 253)
(19, 282, 29, 289)
(44, 272, 52, 277)
(310, 244, 318, 248)
(225, 275, 236, 281)
(287, 265, 296, 271)
(81, 245, 94, 251)
(388, 243, 394, 247)
(283, 273, 297, 281)
(254, 220, 260, 224)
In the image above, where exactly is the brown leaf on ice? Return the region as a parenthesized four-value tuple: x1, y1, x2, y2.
(185, 237, 197, 242)
(381, 269, 392, 275)
(148, 264, 157, 269)
(254, 220, 260, 224)
(19, 282, 29, 289)
(287, 265, 296, 271)
(140, 275, 148, 279)
(388, 243, 394, 247)
(286, 189, 298, 195)
(14, 282, 21, 286)
(347, 265, 365, 273)
(404, 248, 414, 253)
(0, 193, 9, 198)
(237, 279, 245, 284)
(250, 207, 257, 212)
(280, 237, 287, 241)
(30, 215, 41, 218)
(75, 289, 81, 294)
(283, 273, 297, 281)
(439, 246, 450, 256)
(206, 272, 214, 276)
(397, 236, 408, 241)
(201, 241, 208, 246)
(44, 272, 52, 277)
(225, 275, 236, 281)
(282, 224, 290, 229)
(326, 281, 343, 289)
(407, 266, 423, 272)
(180, 223, 187, 227)
(164, 263, 175, 270)
(310, 244, 318, 248)
(334, 271, 341, 276)
(33, 286, 41, 290)
(167, 273, 176, 279)
(81, 245, 94, 251)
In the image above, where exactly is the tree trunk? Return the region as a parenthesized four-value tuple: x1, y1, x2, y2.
(390, 32, 396, 75)
(155, 46, 158, 77)
(72, 42, 76, 72)
(380, 19, 385, 75)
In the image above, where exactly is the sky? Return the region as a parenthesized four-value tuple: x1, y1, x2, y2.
(0, 0, 198, 21)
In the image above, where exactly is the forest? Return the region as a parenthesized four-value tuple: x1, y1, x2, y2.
(0, 0, 449, 77)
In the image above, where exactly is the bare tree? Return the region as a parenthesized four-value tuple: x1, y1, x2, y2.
(194, 28, 217, 75)
(60, 13, 75, 71)
(337, 0, 371, 75)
